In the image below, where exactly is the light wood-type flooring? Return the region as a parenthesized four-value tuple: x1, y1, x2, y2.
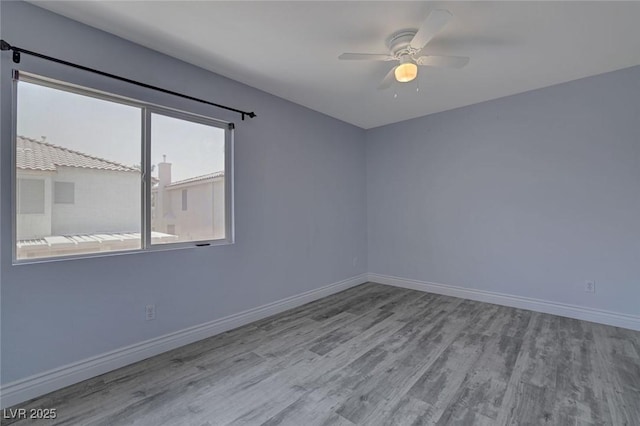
(3, 283, 639, 425)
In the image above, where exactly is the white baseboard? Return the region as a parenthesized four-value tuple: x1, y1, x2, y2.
(0, 273, 368, 409)
(368, 273, 640, 332)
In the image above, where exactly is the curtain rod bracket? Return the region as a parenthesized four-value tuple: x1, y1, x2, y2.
(0, 39, 256, 120)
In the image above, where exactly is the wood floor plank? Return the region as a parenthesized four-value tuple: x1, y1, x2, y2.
(384, 305, 527, 425)
(592, 324, 640, 426)
(254, 284, 383, 331)
(551, 318, 613, 426)
(335, 299, 485, 424)
(3, 283, 639, 426)
(308, 309, 395, 356)
(404, 305, 512, 422)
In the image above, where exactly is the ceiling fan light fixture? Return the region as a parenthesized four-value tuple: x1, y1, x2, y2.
(394, 62, 418, 83)
(338, 9, 467, 90)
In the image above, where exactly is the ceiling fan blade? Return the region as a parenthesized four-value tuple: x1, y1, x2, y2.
(378, 66, 397, 90)
(410, 9, 453, 50)
(415, 55, 469, 68)
(339, 53, 395, 61)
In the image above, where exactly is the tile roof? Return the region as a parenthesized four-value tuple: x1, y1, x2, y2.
(17, 136, 139, 173)
(165, 171, 224, 188)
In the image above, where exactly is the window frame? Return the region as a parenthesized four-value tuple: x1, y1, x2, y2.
(12, 71, 235, 264)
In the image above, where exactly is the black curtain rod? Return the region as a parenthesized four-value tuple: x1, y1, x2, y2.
(0, 39, 256, 121)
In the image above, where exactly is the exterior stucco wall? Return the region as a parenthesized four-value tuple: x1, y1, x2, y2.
(165, 177, 225, 241)
(51, 167, 141, 235)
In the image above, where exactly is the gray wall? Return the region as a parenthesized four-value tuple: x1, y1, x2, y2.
(0, 1, 367, 384)
(367, 65, 640, 316)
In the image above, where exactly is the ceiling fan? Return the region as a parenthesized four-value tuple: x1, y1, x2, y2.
(339, 9, 469, 89)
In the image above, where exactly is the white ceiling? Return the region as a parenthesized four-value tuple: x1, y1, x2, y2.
(31, 1, 640, 129)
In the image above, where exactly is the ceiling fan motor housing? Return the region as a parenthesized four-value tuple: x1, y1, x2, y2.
(387, 30, 418, 57)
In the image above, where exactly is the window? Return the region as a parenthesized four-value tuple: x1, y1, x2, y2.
(13, 72, 233, 262)
(181, 189, 188, 211)
(150, 112, 227, 244)
(54, 182, 75, 204)
(17, 178, 45, 214)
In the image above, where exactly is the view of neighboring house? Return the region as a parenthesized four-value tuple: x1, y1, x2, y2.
(152, 156, 225, 242)
(17, 135, 142, 237)
(16, 136, 184, 259)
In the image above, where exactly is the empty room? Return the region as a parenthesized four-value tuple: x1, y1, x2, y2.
(0, 1, 639, 425)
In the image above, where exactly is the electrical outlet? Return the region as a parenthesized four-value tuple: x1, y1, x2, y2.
(145, 304, 156, 320)
(584, 281, 595, 293)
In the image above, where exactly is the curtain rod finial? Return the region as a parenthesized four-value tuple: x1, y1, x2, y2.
(0, 40, 12, 51)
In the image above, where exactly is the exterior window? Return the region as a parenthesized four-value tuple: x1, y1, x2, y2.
(54, 182, 75, 204)
(150, 112, 227, 244)
(13, 72, 233, 262)
(17, 178, 45, 214)
(181, 189, 188, 211)
(15, 77, 141, 260)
